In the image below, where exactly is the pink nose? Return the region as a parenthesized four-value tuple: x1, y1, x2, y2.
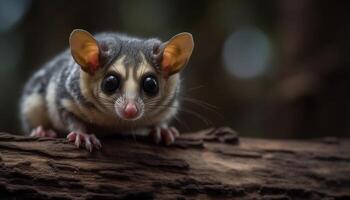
(123, 102, 138, 119)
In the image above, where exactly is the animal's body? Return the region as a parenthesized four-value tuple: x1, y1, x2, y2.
(20, 29, 194, 151)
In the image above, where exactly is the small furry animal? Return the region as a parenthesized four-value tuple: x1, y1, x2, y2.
(20, 29, 194, 151)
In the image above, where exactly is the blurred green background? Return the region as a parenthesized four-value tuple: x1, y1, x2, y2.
(1, 0, 350, 138)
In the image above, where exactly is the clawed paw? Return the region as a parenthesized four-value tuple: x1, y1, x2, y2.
(149, 126, 180, 145)
(30, 126, 57, 138)
(67, 132, 102, 152)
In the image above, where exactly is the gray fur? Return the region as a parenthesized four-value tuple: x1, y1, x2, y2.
(95, 32, 162, 71)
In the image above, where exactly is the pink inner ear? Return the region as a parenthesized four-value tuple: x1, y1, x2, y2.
(86, 53, 100, 75)
(161, 53, 173, 79)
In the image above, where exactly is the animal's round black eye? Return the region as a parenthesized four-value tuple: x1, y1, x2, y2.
(142, 75, 159, 96)
(101, 74, 120, 94)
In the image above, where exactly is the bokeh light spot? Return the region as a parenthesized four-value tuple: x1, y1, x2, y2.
(222, 26, 273, 79)
(0, 0, 31, 32)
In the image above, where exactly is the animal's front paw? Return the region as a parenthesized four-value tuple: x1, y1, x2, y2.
(30, 126, 57, 138)
(149, 126, 180, 145)
(67, 132, 102, 152)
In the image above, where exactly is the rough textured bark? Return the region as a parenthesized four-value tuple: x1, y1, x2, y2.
(0, 127, 349, 200)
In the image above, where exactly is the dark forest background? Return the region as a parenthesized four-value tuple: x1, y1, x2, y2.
(1, 0, 350, 138)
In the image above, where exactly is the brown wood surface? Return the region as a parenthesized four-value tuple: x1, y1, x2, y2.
(0, 127, 349, 200)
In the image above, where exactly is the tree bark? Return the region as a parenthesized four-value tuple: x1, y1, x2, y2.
(0, 127, 349, 200)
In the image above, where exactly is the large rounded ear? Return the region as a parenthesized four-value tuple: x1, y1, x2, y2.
(69, 29, 101, 75)
(161, 32, 194, 78)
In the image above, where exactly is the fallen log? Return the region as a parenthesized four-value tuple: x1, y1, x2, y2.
(0, 127, 349, 200)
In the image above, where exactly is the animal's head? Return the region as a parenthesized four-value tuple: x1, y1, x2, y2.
(69, 29, 194, 122)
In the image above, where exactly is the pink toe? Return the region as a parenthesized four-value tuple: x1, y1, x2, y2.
(67, 132, 77, 141)
(30, 129, 37, 137)
(85, 139, 92, 152)
(90, 134, 102, 149)
(169, 127, 180, 137)
(75, 134, 81, 148)
(161, 129, 174, 145)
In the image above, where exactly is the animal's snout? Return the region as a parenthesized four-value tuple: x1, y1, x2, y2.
(123, 102, 138, 119)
